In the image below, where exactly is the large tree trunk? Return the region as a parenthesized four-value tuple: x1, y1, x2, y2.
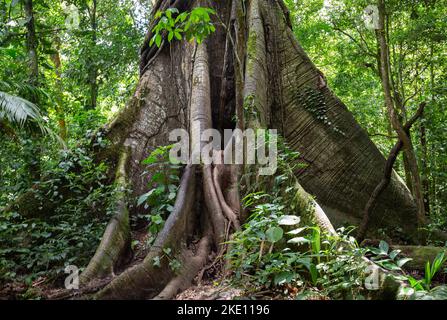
(6, 0, 425, 299)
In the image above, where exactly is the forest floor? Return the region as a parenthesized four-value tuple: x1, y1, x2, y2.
(0, 263, 444, 300)
(1, 223, 445, 300)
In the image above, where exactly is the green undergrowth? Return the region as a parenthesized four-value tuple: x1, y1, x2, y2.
(226, 138, 369, 299)
(135, 145, 181, 247)
(0, 131, 118, 288)
(226, 138, 447, 300)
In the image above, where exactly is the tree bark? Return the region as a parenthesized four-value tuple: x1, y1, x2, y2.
(86, 0, 98, 110)
(24, 0, 38, 93)
(23, 0, 41, 182)
(51, 37, 68, 141)
(419, 112, 430, 214)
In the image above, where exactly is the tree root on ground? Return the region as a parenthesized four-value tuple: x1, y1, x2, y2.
(80, 148, 132, 285)
(154, 235, 212, 300)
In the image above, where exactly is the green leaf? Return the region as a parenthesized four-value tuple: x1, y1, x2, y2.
(389, 249, 401, 260)
(131, 240, 140, 250)
(165, 9, 172, 19)
(379, 240, 389, 254)
(168, 192, 176, 200)
(378, 260, 401, 271)
(287, 227, 306, 235)
(265, 227, 283, 243)
(150, 172, 165, 184)
(431, 251, 446, 275)
(273, 271, 295, 285)
(396, 257, 412, 267)
(169, 259, 181, 272)
(151, 214, 164, 225)
(137, 192, 150, 206)
(408, 276, 424, 291)
(152, 256, 161, 267)
(155, 10, 163, 19)
(309, 263, 318, 285)
(150, 34, 157, 47)
(174, 31, 182, 40)
(278, 215, 301, 226)
(425, 261, 432, 284)
(155, 34, 162, 47)
(311, 228, 321, 255)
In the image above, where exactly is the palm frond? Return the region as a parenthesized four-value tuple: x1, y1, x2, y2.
(0, 91, 67, 148)
(0, 91, 47, 132)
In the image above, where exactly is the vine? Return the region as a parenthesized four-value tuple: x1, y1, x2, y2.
(295, 87, 345, 136)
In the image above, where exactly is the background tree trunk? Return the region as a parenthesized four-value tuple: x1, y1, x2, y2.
(375, 0, 425, 228)
(86, 0, 98, 110)
(24, 0, 41, 182)
(51, 37, 68, 141)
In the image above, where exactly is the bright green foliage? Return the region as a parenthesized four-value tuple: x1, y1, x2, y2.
(150, 7, 216, 47)
(137, 145, 181, 244)
(407, 250, 446, 291)
(0, 90, 46, 131)
(227, 140, 369, 299)
(366, 240, 413, 271)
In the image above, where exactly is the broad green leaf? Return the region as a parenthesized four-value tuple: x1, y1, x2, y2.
(278, 215, 301, 226)
(379, 240, 389, 254)
(396, 257, 412, 268)
(287, 227, 306, 235)
(273, 271, 295, 285)
(152, 256, 161, 267)
(174, 31, 182, 40)
(389, 249, 401, 260)
(137, 192, 150, 206)
(155, 34, 162, 47)
(265, 227, 283, 243)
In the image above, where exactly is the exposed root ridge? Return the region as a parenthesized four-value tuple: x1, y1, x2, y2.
(153, 235, 212, 300)
(203, 164, 227, 247)
(213, 151, 241, 230)
(80, 148, 131, 285)
(95, 164, 197, 299)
